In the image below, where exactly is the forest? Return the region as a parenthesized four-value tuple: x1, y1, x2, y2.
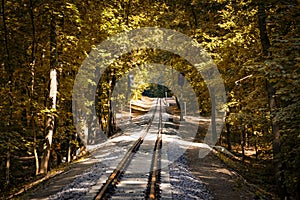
(0, 0, 299, 199)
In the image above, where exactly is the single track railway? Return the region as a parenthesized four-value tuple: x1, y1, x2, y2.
(94, 98, 164, 200)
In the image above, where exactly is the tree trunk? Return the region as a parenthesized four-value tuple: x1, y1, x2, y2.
(175, 95, 181, 110)
(40, 69, 57, 173)
(241, 125, 246, 161)
(258, 3, 271, 57)
(122, 0, 130, 26)
(189, 4, 198, 29)
(2, 0, 13, 186)
(33, 121, 39, 175)
(211, 87, 217, 143)
(40, 14, 58, 174)
(29, 0, 39, 175)
(67, 135, 72, 162)
(258, 2, 286, 198)
(226, 122, 231, 151)
(6, 140, 10, 186)
(107, 71, 116, 137)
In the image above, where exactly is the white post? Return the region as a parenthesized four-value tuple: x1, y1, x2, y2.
(180, 91, 183, 121)
(165, 92, 168, 106)
(184, 102, 186, 116)
(129, 100, 132, 121)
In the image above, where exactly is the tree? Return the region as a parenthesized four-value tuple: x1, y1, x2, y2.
(257, 0, 285, 197)
(1, 0, 14, 186)
(38, 10, 58, 174)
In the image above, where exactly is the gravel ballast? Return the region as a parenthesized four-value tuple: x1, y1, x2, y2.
(167, 142, 213, 200)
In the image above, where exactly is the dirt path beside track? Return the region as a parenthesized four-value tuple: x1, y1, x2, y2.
(18, 157, 98, 200)
(186, 148, 258, 200)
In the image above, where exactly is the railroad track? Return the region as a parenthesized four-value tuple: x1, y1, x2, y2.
(146, 98, 163, 200)
(94, 98, 164, 200)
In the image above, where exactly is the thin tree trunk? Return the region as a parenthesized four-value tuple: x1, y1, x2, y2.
(40, 14, 58, 174)
(125, 0, 130, 26)
(226, 122, 231, 151)
(40, 73, 57, 172)
(241, 126, 245, 161)
(106, 71, 116, 137)
(258, 3, 271, 57)
(255, 140, 258, 160)
(67, 135, 72, 162)
(2, 0, 13, 186)
(190, 4, 198, 29)
(211, 87, 217, 143)
(6, 139, 10, 185)
(110, 73, 116, 134)
(33, 120, 39, 175)
(29, 0, 39, 175)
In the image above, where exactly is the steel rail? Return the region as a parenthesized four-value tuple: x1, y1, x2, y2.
(148, 98, 163, 200)
(94, 99, 159, 200)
